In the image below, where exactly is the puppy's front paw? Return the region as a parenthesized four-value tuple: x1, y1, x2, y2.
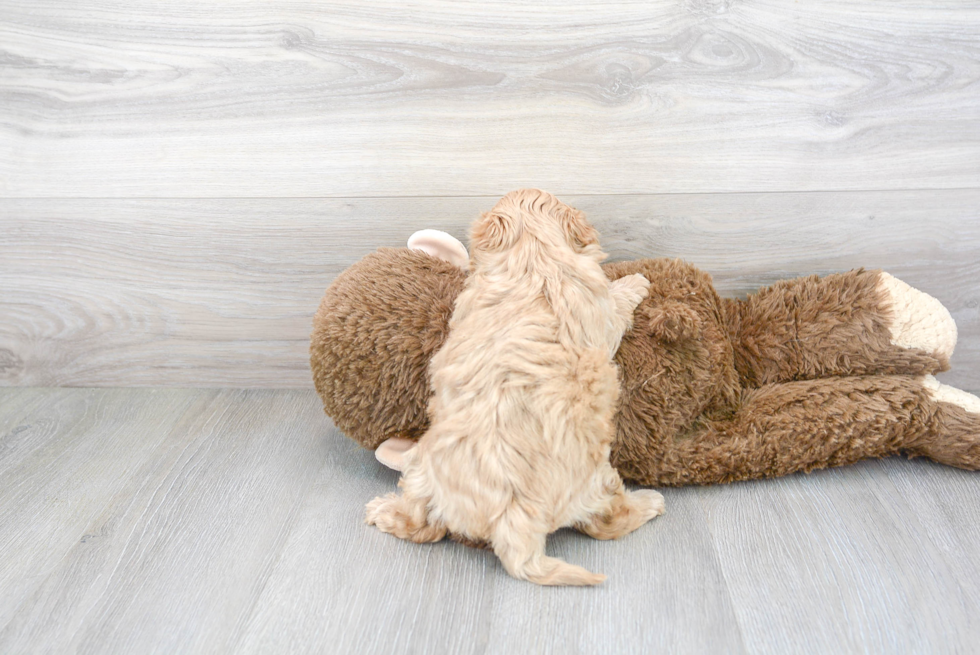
(621, 273, 651, 300)
(612, 273, 651, 311)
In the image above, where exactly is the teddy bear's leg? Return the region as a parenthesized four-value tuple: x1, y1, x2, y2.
(726, 269, 956, 387)
(635, 374, 979, 487)
(574, 467, 665, 540)
(365, 491, 447, 543)
(491, 510, 606, 586)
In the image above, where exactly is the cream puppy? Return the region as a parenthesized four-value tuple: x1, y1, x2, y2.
(366, 189, 664, 585)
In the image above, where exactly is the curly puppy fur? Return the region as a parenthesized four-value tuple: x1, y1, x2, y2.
(364, 190, 664, 585)
(312, 214, 979, 487)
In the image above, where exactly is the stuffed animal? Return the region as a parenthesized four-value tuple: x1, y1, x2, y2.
(311, 206, 980, 487)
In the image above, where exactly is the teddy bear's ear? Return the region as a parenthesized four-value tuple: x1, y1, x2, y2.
(407, 230, 470, 271)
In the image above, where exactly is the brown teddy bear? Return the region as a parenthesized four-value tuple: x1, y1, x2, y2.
(311, 204, 980, 487)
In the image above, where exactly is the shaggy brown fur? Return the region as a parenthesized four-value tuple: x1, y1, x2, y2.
(601, 260, 964, 486)
(311, 248, 466, 449)
(311, 211, 979, 488)
(721, 269, 948, 386)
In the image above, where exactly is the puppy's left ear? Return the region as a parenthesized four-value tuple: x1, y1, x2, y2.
(559, 205, 599, 251)
(471, 209, 522, 253)
(407, 230, 470, 271)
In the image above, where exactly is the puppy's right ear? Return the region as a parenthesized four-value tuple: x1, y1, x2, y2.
(471, 210, 521, 253)
(558, 205, 599, 252)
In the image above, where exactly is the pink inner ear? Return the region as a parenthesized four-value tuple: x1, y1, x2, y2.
(407, 230, 470, 270)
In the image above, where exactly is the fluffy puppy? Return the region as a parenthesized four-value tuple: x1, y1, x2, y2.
(365, 189, 664, 585)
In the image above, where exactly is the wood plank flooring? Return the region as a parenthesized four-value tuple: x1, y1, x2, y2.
(1, 387, 978, 654)
(1, 1, 978, 652)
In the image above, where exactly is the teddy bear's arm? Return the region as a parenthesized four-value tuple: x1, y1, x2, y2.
(724, 269, 955, 388)
(613, 374, 980, 487)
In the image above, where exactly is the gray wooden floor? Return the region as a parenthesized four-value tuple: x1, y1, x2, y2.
(2, 0, 980, 653)
(1, 387, 979, 654)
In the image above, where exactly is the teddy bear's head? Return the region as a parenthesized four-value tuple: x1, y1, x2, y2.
(310, 234, 469, 451)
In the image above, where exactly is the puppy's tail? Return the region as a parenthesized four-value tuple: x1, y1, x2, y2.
(493, 517, 606, 586)
(519, 556, 607, 587)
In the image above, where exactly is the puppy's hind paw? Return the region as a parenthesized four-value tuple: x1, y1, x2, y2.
(631, 488, 666, 521)
(576, 488, 665, 541)
(365, 493, 400, 526)
(365, 493, 446, 543)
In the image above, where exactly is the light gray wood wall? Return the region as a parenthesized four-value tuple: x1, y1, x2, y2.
(2, 0, 978, 197)
(1, 0, 978, 389)
(2, 193, 978, 388)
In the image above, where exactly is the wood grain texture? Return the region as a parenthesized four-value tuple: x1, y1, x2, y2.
(699, 460, 980, 653)
(0, 387, 327, 654)
(2, 190, 978, 390)
(0, 388, 202, 624)
(2, 388, 979, 654)
(236, 467, 748, 655)
(1, 0, 979, 197)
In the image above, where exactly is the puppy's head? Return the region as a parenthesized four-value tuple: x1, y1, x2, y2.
(471, 189, 601, 258)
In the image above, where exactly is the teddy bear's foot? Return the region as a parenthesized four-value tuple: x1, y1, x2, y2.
(922, 375, 980, 414)
(915, 375, 980, 470)
(878, 273, 957, 361)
